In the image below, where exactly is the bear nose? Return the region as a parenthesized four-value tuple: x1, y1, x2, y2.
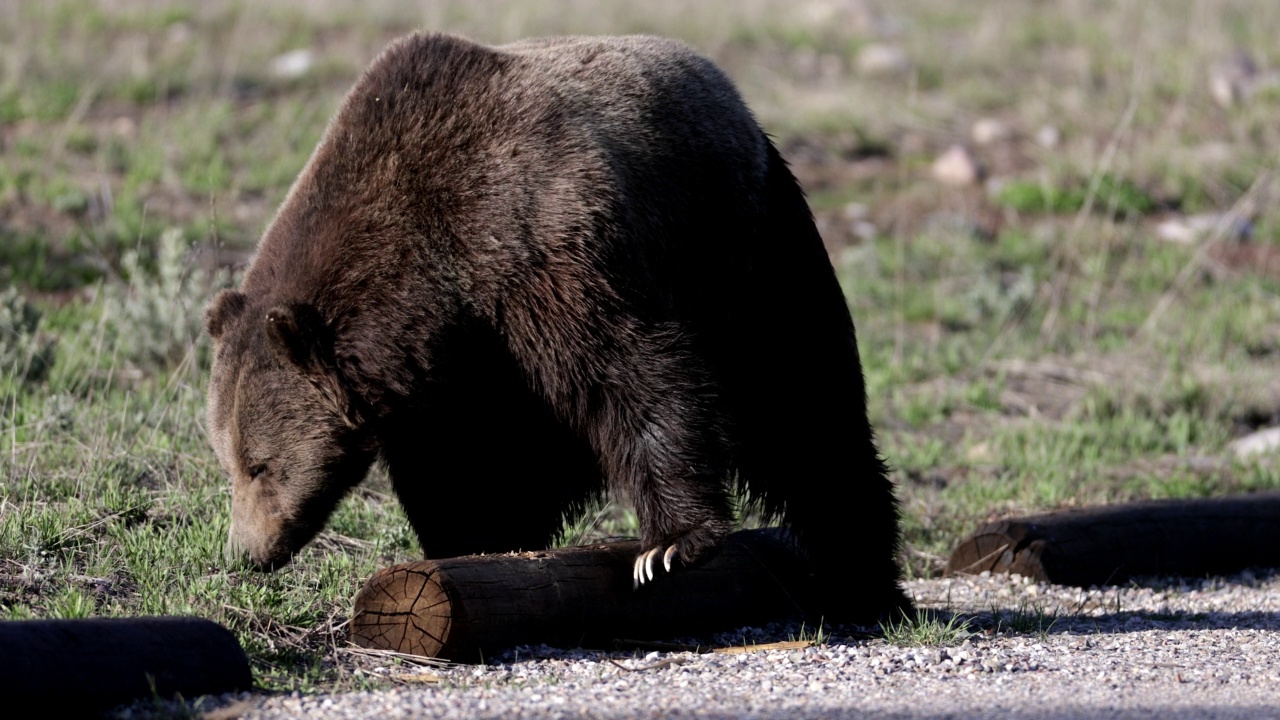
(223, 529, 251, 566)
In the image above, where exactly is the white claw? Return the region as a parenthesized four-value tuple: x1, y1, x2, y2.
(635, 546, 682, 588)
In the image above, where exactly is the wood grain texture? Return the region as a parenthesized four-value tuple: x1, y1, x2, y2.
(947, 492, 1280, 586)
(352, 528, 815, 661)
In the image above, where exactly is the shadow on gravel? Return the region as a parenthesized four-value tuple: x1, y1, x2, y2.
(876, 608, 1280, 641)
(588, 709, 1280, 720)
(897, 570, 1280, 639)
(1026, 610, 1280, 634)
(963, 608, 1280, 636)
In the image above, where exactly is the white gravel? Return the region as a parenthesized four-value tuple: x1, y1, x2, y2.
(182, 571, 1280, 719)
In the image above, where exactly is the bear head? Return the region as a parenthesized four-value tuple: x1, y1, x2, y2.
(205, 288, 376, 570)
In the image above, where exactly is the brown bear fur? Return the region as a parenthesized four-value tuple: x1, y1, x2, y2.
(205, 32, 911, 622)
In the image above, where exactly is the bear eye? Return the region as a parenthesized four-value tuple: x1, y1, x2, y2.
(247, 463, 268, 481)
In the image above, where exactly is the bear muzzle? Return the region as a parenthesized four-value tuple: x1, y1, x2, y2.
(225, 520, 295, 571)
(223, 530, 252, 566)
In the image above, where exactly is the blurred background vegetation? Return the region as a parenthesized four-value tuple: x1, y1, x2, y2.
(2, 0, 1279, 691)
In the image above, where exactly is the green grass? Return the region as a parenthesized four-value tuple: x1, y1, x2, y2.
(994, 175, 1157, 216)
(880, 610, 974, 647)
(788, 621, 829, 646)
(3, 0, 1280, 698)
(987, 601, 1059, 640)
(0, 286, 421, 690)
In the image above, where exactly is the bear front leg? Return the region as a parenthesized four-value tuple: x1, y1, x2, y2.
(512, 306, 736, 587)
(628, 460, 736, 588)
(585, 358, 736, 588)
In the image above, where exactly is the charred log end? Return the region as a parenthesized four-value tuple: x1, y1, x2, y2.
(946, 492, 1280, 587)
(0, 617, 252, 712)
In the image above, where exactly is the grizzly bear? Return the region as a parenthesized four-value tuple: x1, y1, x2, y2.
(205, 32, 911, 622)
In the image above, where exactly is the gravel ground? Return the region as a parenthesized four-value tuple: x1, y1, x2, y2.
(146, 571, 1280, 719)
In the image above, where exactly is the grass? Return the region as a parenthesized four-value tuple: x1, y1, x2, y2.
(3, 0, 1280, 697)
(880, 610, 974, 647)
(994, 175, 1157, 216)
(788, 620, 829, 646)
(988, 601, 1059, 640)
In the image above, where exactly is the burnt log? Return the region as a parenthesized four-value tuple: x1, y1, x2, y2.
(351, 528, 814, 662)
(946, 492, 1280, 586)
(0, 616, 252, 712)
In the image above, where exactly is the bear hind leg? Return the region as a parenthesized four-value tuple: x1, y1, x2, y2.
(728, 138, 912, 622)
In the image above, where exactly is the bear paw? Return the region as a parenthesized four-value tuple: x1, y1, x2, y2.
(632, 545, 679, 588)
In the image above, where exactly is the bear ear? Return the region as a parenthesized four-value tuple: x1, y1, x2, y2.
(205, 289, 249, 340)
(264, 302, 326, 371)
(264, 303, 362, 427)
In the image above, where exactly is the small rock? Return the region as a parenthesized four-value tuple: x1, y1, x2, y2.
(931, 144, 982, 186)
(984, 175, 1010, 199)
(842, 202, 870, 220)
(971, 118, 1012, 145)
(856, 43, 911, 76)
(1155, 213, 1252, 245)
(111, 116, 137, 139)
(270, 48, 316, 80)
(1229, 426, 1280, 458)
(850, 220, 877, 242)
(165, 22, 192, 46)
(799, 0, 897, 36)
(1209, 51, 1257, 108)
(1035, 125, 1061, 149)
(966, 442, 992, 462)
(1155, 218, 1200, 245)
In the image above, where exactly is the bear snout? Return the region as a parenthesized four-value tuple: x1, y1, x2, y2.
(225, 518, 294, 571)
(223, 530, 251, 566)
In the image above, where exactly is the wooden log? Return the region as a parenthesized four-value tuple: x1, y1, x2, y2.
(0, 616, 253, 712)
(946, 491, 1280, 587)
(351, 528, 815, 662)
